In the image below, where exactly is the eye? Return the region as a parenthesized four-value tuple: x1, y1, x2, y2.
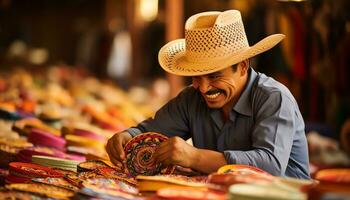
(208, 74, 220, 80)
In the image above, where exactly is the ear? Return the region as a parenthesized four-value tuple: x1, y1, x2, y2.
(239, 59, 249, 76)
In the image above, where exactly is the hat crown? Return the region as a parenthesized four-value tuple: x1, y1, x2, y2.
(184, 10, 249, 62)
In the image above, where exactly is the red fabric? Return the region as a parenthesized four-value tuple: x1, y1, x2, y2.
(289, 8, 306, 80)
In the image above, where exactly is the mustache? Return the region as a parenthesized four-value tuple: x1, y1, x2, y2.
(205, 89, 223, 95)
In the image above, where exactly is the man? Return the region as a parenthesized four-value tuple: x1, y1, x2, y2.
(106, 10, 310, 179)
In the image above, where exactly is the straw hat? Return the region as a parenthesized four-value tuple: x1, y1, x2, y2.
(158, 10, 285, 76)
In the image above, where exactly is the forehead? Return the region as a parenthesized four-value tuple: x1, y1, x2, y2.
(192, 67, 231, 78)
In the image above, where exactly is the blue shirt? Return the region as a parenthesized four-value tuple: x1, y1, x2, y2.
(127, 68, 310, 179)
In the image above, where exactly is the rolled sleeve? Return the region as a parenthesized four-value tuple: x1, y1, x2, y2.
(126, 127, 142, 137)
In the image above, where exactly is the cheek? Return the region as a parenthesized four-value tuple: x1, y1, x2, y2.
(213, 78, 237, 91)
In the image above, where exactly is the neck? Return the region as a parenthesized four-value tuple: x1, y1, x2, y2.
(222, 98, 236, 121)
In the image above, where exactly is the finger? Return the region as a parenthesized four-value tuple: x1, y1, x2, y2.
(156, 151, 174, 166)
(117, 138, 126, 160)
(155, 148, 172, 164)
(106, 145, 120, 167)
(162, 159, 173, 166)
(107, 136, 124, 161)
(109, 156, 123, 168)
(157, 140, 169, 149)
(105, 142, 112, 160)
(106, 138, 115, 159)
(106, 137, 119, 160)
(153, 142, 171, 159)
(154, 148, 170, 160)
(112, 136, 126, 161)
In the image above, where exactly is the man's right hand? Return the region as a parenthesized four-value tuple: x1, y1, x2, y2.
(106, 131, 132, 166)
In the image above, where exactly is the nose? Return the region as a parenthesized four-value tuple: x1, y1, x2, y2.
(197, 77, 211, 93)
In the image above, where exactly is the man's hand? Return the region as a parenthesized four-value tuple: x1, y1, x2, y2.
(153, 136, 228, 174)
(106, 131, 132, 166)
(153, 136, 198, 168)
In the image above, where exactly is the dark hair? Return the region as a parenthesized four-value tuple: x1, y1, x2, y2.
(232, 59, 250, 72)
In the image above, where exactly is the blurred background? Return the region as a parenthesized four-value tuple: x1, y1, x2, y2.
(0, 0, 349, 165)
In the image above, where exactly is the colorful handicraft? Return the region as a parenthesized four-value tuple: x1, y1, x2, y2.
(157, 187, 226, 200)
(311, 168, 350, 195)
(136, 174, 210, 192)
(137, 174, 208, 186)
(124, 132, 174, 177)
(78, 160, 113, 172)
(217, 164, 272, 176)
(315, 169, 350, 183)
(82, 178, 138, 195)
(0, 190, 46, 200)
(95, 167, 138, 186)
(9, 162, 63, 179)
(5, 183, 75, 199)
(209, 164, 275, 190)
(32, 177, 79, 191)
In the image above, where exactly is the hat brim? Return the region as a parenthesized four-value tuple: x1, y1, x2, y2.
(158, 34, 285, 76)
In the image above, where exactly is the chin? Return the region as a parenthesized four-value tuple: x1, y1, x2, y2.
(206, 101, 224, 109)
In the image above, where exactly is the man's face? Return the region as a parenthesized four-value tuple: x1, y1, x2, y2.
(192, 64, 247, 109)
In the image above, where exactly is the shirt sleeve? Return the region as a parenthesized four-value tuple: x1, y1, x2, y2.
(126, 88, 192, 140)
(223, 91, 297, 176)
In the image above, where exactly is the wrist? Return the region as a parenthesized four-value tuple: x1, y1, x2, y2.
(189, 147, 201, 169)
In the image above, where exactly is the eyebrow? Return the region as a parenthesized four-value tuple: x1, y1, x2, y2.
(205, 71, 222, 78)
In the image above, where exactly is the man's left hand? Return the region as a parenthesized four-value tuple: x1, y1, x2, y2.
(153, 136, 198, 168)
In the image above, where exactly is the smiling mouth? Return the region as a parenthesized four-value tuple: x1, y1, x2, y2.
(205, 90, 223, 99)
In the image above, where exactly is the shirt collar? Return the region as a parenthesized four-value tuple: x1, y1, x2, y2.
(232, 68, 258, 117)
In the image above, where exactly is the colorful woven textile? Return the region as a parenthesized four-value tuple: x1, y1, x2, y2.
(124, 132, 174, 177)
